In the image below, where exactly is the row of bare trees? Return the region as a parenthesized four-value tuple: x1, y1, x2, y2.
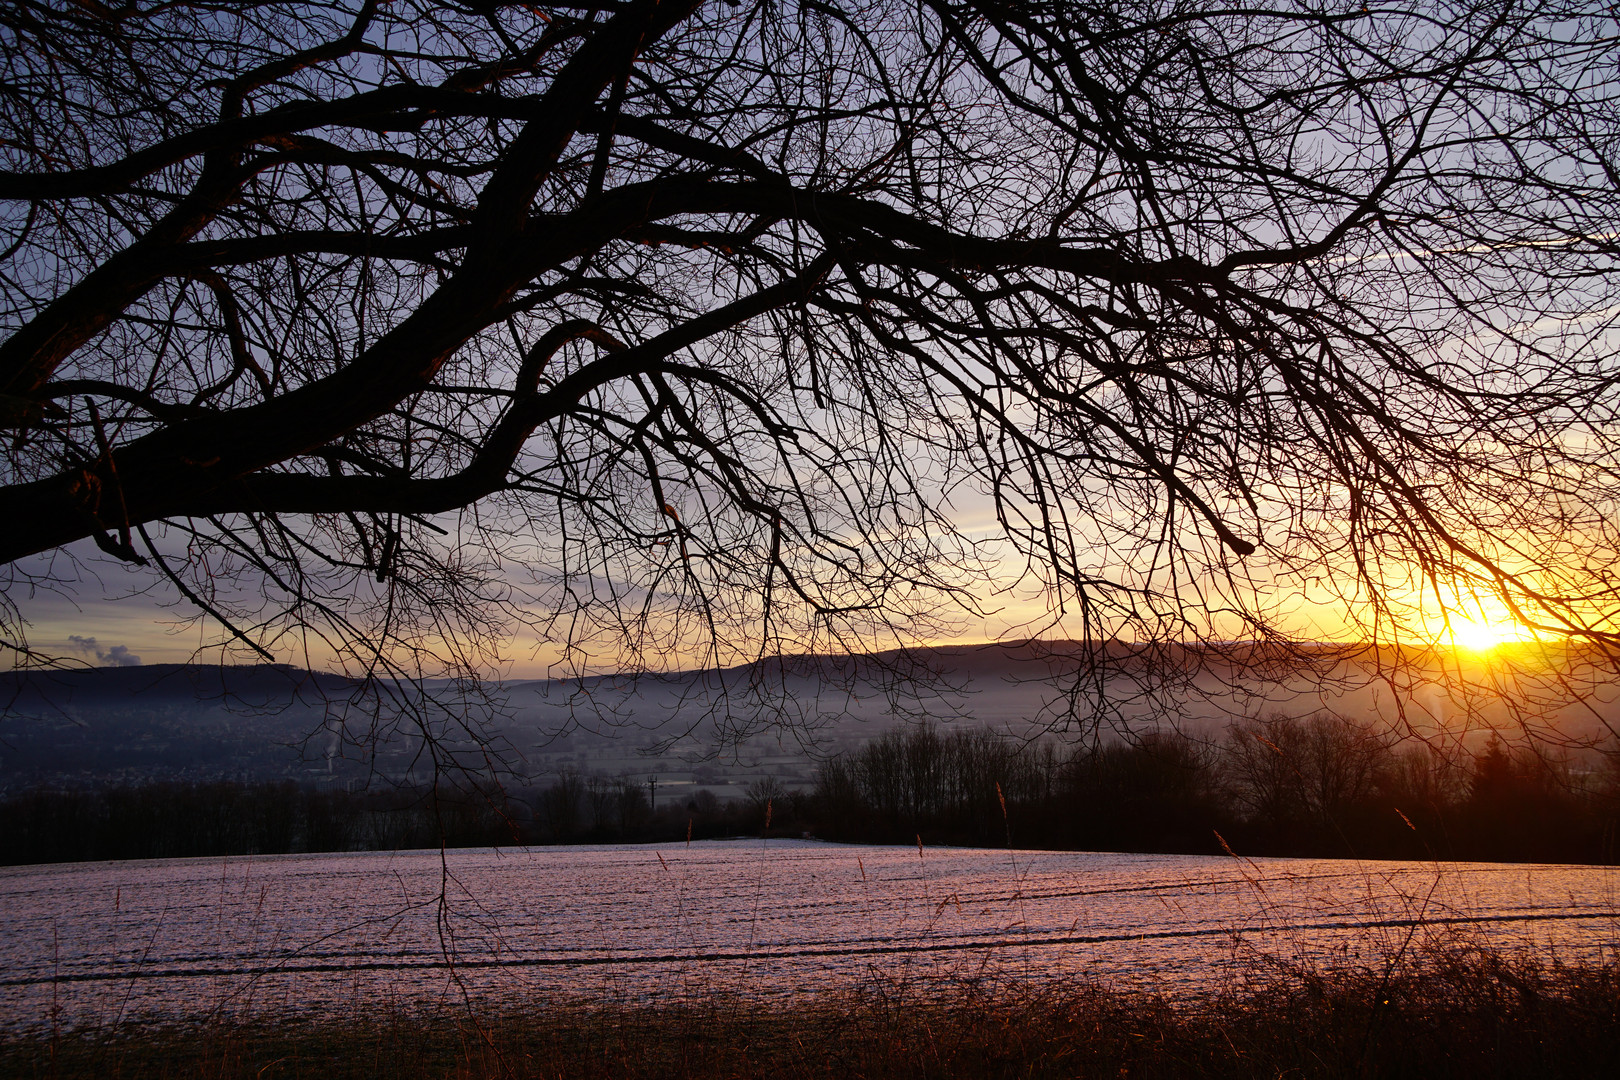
(5, 0, 1620, 762)
(0, 770, 783, 863)
(811, 719, 1620, 863)
(0, 781, 518, 864)
(6, 714, 1616, 865)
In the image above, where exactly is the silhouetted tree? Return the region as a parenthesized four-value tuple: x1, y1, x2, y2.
(745, 776, 788, 830)
(1458, 735, 1580, 859)
(1060, 733, 1227, 853)
(2, 1, 1618, 744)
(537, 767, 584, 840)
(613, 774, 650, 833)
(584, 774, 615, 835)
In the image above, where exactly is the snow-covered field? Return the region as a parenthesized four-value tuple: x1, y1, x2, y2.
(2, 840, 1616, 1029)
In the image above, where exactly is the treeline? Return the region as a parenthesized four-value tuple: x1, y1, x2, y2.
(809, 717, 1620, 864)
(527, 770, 794, 843)
(0, 782, 506, 864)
(7, 715, 1617, 866)
(0, 773, 787, 865)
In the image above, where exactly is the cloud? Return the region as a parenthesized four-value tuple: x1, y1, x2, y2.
(67, 635, 142, 667)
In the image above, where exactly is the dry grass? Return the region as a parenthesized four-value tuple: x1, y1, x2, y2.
(3, 945, 1615, 1079)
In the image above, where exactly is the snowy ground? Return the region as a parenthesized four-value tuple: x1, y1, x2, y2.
(2, 840, 1616, 1029)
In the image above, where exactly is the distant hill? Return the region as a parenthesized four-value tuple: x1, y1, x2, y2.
(0, 645, 1139, 793)
(1, 662, 361, 713)
(0, 664, 398, 791)
(4, 642, 1615, 796)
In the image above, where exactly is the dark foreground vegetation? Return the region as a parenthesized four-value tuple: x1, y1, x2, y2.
(2, 949, 1615, 1079)
(4, 714, 1617, 866)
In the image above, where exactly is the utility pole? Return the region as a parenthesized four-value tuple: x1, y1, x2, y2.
(648, 774, 657, 812)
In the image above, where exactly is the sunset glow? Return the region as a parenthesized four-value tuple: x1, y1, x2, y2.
(1446, 618, 1530, 654)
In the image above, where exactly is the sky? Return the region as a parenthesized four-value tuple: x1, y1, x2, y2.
(6, 523, 1548, 680)
(7, 531, 1059, 676)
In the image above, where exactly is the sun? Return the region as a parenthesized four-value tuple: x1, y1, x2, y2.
(1447, 619, 1525, 653)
